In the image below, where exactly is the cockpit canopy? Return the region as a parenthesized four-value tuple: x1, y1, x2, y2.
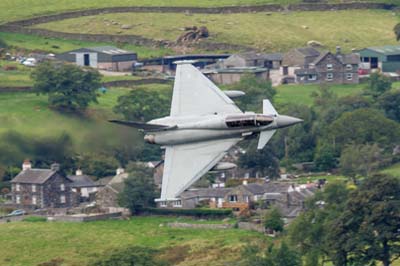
(225, 114, 274, 128)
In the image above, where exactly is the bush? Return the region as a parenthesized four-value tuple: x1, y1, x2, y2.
(143, 208, 232, 218)
(23, 216, 47, 222)
(89, 246, 166, 266)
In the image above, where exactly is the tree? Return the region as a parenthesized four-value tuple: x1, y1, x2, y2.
(339, 143, 383, 178)
(77, 153, 119, 178)
(31, 61, 101, 111)
(378, 89, 400, 122)
(238, 139, 280, 178)
(288, 182, 349, 266)
(113, 88, 170, 122)
(118, 164, 157, 214)
(314, 143, 337, 171)
(364, 72, 392, 98)
(264, 207, 284, 232)
(227, 74, 276, 112)
(328, 108, 400, 152)
(337, 175, 400, 266)
(394, 23, 400, 41)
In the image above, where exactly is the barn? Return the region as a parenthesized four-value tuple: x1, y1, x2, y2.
(56, 46, 137, 72)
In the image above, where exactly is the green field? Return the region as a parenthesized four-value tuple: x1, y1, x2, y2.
(0, 216, 265, 266)
(0, 0, 398, 24)
(33, 10, 400, 52)
(0, 32, 171, 59)
(381, 163, 400, 177)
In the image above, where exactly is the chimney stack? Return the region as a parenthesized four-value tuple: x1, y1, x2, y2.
(51, 163, 60, 172)
(116, 167, 125, 175)
(22, 159, 32, 170)
(336, 46, 341, 54)
(75, 169, 82, 176)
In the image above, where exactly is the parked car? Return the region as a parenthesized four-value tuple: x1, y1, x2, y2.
(22, 58, 37, 67)
(6, 209, 26, 217)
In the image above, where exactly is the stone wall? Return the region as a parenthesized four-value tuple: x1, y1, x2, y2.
(48, 212, 122, 222)
(167, 222, 233, 229)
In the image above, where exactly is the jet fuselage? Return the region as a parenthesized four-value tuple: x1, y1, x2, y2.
(144, 113, 302, 146)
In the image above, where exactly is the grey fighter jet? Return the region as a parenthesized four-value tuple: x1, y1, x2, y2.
(110, 61, 302, 201)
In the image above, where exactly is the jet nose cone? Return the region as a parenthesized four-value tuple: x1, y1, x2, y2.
(276, 115, 303, 128)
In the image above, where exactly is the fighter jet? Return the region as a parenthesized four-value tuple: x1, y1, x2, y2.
(110, 61, 302, 201)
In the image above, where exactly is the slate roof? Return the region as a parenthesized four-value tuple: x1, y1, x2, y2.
(87, 46, 134, 55)
(296, 47, 321, 57)
(181, 188, 231, 199)
(312, 51, 359, 66)
(11, 169, 71, 184)
(68, 175, 97, 188)
(237, 51, 283, 61)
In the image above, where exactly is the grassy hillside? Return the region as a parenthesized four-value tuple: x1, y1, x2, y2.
(0, 217, 265, 266)
(0, 32, 171, 59)
(0, 0, 397, 24)
(0, 85, 171, 151)
(33, 10, 400, 52)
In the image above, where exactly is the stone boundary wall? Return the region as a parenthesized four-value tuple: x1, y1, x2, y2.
(48, 212, 122, 222)
(3, 2, 396, 28)
(0, 78, 171, 93)
(167, 222, 233, 230)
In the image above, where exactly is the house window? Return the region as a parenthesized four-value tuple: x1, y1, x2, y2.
(16, 195, 21, 204)
(32, 184, 36, 192)
(60, 195, 66, 204)
(60, 183, 65, 191)
(16, 183, 20, 192)
(244, 196, 250, 203)
(326, 73, 333, 81)
(229, 195, 238, 202)
(32, 195, 37, 205)
(173, 200, 182, 207)
(160, 201, 167, 208)
(346, 64, 353, 71)
(346, 73, 353, 80)
(326, 64, 333, 71)
(308, 74, 317, 81)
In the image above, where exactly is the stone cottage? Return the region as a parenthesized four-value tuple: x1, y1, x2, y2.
(11, 160, 74, 209)
(294, 47, 360, 84)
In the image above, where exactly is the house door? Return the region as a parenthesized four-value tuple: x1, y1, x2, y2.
(84, 54, 90, 66)
(370, 57, 378, 69)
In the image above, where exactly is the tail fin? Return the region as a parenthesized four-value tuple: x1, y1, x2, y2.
(258, 99, 277, 149)
(263, 99, 278, 116)
(109, 120, 171, 132)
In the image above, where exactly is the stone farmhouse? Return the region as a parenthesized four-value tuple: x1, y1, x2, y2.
(11, 161, 75, 209)
(293, 47, 360, 84)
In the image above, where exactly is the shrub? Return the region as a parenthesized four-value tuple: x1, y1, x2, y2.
(23, 216, 47, 222)
(89, 246, 166, 266)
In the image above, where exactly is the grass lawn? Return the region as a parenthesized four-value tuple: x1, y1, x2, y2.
(275, 81, 400, 106)
(0, 60, 33, 87)
(0, 216, 265, 266)
(0, 0, 397, 24)
(0, 32, 172, 59)
(33, 10, 400, 53)
(381, 163, 400, 177)
(292, 174, 347, 184)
